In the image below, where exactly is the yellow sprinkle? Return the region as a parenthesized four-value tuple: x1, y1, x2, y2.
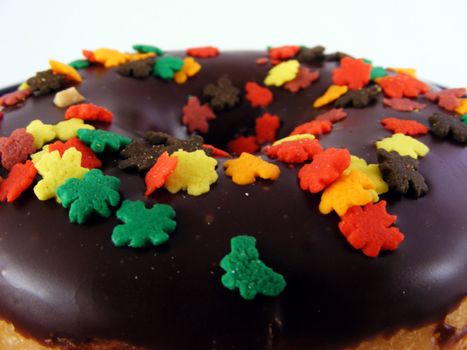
(18, 82, 29, 91)
(165, 150, 218, 196)
(376, 133, 429, 159)
(93, 48, 128, 68)
(53, 87, 86, 108)
(272, 134, 315, 146)
(454, 98, 467, 115)
(224, 153, 280, 185)
(26, 120, 56, 149)
(387, 67, 417, 78)
(264, 60, 300, 87)
(125, 52, 156, 62)
(313, 85, 348, 108)
(174, 57, 202, 84)
(31, 145, 50, 165)
(53, 118, 95, 141)
(49, 60, 82, 82)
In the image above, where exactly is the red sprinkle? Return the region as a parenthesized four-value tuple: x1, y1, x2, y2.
(186, 46, 219, 58)
(145, 151, 178, 196)
(245, 82, 273, 108)
(255, 113, 280, 144)
(0, 160, 37, 202)
(332, 57, 371, 90)
(48, 137, 102, 169)
(291, 120, 332, 136)
(381, 118, 429, 136)
(227, 136, 259, 155)
(82, 50, 96, 62)
(182, 96, 216, 133)
(266, 138, 322, 163)
(377, 74, 429, 98)
(315, 108, 348, 123)
(425, 88, 466, 111)
(268, 45, 300, 60)
(338, 200, 405, 258)
(203, 144, 231, 158)
(298, 148, 351, 193)
(383, 98, 427, 112)
(256, 57, 269, 65)
(0, 89, 31, 107)
(65, 103, 113, 123)
(283, 67, 319, 93)
(0, 128, 36, 170)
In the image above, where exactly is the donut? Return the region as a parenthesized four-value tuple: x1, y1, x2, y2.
(0, 46, 466, 350)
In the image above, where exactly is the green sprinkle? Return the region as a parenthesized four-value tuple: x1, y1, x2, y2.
(363, 58, 373, 65)
(69, 59, 90, 70)
(133, 44, 164, 56)
(461, 114, 467, 125)
(370, 66, 387, 80)
(220, 235, 286, 300)
(56, 169, 121, 224)
(77, 129, 131, 153)
(152, 56, 184, 80)
(112, 200, 176, 248)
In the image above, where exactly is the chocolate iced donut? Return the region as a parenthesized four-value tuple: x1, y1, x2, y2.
(0, 48, 466, 349)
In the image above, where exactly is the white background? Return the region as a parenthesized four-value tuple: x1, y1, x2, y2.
(0, 0, 466, 88)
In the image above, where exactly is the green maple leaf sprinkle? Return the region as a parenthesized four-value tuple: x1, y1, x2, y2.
(370, 66, 387, 81)
(56, 169, 121, 224)
(220, 235, 286, 300)
(68, 59, 90, 70)
(133, 44, 164, 56)
(77, 129, 131, 153)
(112, 200, 177, 248)
(153, 56, 184, 80)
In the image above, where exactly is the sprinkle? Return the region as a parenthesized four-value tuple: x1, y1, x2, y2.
(33, 148, 89, 201)
(315, 108, 347, 123)
(26, 70, 65, 96)
(77, 129, 131, 153)
(220, 235, 286, 300)
(297, 46, 325, 63)
(49, 60, 82, 82)
(174, 57, 201, 84)
(26, 120, 56, 149)
(283, 66, 319, 93)
(0, 128, 36, 170)
(224, 153, 280, 185)
(202, 144, 231, 158)
(255, 113, 280, 144)
(335, 85, 381, 108)
(145, 152, 178, 196)
(133, 44, 164, 56)
(338, 201, 404, 258)
(377, 149, 428, 197)
(68, 59, 90, 70)
(272, 134, 315, 146)
(182, 96, 216, 133)
(165, 150, 218, 196)
(93, 48, 128, 68)
(266, 137, 322, 163)
(298, 148, 350, 193)
(387, 67, 417, 77)
(119, 140, 162, 172)
(82, 50, 96, 62)
(0, 161, 37, 203)
(290, 120, 332, 136)
(245, 82, 273, 108)
(383, 97, 426, 112)
(428, 113, 467, 144)
(203, 77, 240, 110)
(319, 170, 375, 216)
(256, 57, 269, 65)
(186, 46, 219, 58)
(264, 60, 300, 87)
(344, 155, 388, 196)
(377, 74, 429, 98)
(53, 87, 85, 108)
(370, 66, 387, 81)
(56, 169, 121, 224)
(461, 115, 467, 124)
(313, 85, 348, 108)
(118, 58, 154, 78)
(454, 99, 467, 115)
(153, 56, 184, 80)
(332, 57, 371, 90)
(53, 118, 95, 141)
(48, 137, 102, 169)
(268, 45, 300, 60)
(0, 89, 31, 107)
(227, 136, 258, 155)
(65, 103, 113, 123)
(425, 88, 465, 112)
(381, 118, 428, 136)
(376, 133, 429, 159)
(112, 200, 176, 248)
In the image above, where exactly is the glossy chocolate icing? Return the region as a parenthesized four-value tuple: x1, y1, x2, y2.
(0, 51, 466, 349)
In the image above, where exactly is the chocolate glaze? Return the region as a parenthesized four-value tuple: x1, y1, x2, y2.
(0, 51, 466, 349)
